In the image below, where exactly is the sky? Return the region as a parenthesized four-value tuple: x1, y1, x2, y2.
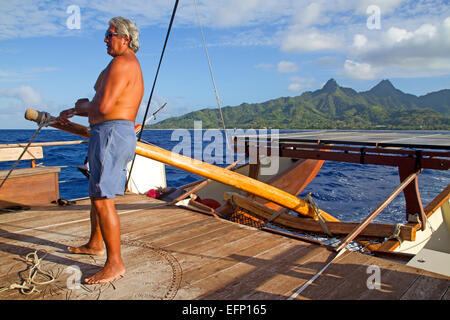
(0, 0, 449, 129)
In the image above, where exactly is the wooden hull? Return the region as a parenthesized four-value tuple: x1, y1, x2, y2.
(181, 157, 323, 206)
(397, 198, 449, 255)
(404, 197, 450, 277)
(255, 158, 324, 211)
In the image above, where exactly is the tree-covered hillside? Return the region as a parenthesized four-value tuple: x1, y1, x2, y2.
(148, 79, 450, 130)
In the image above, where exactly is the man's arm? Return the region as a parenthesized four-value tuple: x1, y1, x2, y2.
(55, 98, 89, 125)
(94, 69, 105, 92)
(55, 69, 104, 124)
(70, 68, 107, 117)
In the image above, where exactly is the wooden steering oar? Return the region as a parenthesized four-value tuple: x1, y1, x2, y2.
(25, 108, 339, 222)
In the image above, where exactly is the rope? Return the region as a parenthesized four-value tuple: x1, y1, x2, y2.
(288, 248, 347, 300)
(193, 0, 230, 150)
(395, 213, 436, 253)
(59, 178, 88, 184)
(137, 0, 179, 143)
(127, 0, 179, 191)
(388, 223, 404, 243)
(267, 208, 289, 222)
(0, 112, 53, 190)
(0, 250, 55, 295)
(304, 193, 333, 237)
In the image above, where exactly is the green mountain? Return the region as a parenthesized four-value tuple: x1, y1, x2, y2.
(148, 79, 450, 130)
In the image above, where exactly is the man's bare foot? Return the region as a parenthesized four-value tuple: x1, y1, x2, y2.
(67, 244, 105, 255)
(84, 262, 125, 284)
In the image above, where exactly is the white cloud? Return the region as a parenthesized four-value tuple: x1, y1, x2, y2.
(350, 17, 450, 77)
(0, 85, 43, 105)
(0, 1, 446, 54)
(353, 0, 406, 14)
(291, 2, 324, 28)
(281, 28, 343, 52)
(445, 17, 450, 29)
(0, 66, 58, 83)
(0, 70, 19, 78)
(208, 28, 277, 47)
(0, 1, 66, 40)
(287, 76, 315, 92)
(385, 27, 414, 44)
(206, 0, 261, 28)
(316, 56, 341, 68)
(189, 0, 299, 28)
(277, 61, 298, 73)
(413, 24, 437, 43)
(83, 0, 294, 30)
(353, 34, 368, 49)
(287, 83, 305, 92)
(1, 1, 450, 84)
(344, 60, 377, 80)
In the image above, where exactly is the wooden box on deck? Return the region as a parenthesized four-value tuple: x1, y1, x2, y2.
(0, 167, 60, 208)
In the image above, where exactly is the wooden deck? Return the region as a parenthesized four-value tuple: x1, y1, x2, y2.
(0, 193, 448, 300)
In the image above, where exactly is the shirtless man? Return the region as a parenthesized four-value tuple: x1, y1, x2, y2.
(57, 17, 144, 284)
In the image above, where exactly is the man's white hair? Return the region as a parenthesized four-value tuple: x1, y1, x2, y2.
(109, 17, 140, 53)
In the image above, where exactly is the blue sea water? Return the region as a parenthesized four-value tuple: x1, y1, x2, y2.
(1, 129, 449, 225)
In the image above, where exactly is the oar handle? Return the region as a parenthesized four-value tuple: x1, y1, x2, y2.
(25, 108, 48, 124)
(25, 108, 90, 138)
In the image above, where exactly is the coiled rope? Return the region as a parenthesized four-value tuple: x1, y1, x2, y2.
(0, 250, 55, 295)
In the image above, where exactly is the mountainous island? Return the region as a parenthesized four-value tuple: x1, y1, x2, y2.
(148, 79, 450, 130)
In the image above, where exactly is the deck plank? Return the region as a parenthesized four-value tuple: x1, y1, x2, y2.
(193, 240, 304, 299)
(294, 250, 369, 300)
(400, 274, 450, 300)
(229, 245, 332, 300)
(179, 231, 286, 287)
(442, 287, 450, 300)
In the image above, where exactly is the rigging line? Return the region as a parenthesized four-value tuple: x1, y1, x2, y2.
(137, 0, 179, 142)
(126, 0, 179, 191)
(288, 247, 348, 300)
(193, 0, 230, 150)
(0, 124, 45, 190)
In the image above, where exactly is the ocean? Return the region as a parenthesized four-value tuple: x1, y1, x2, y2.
(1, 129, 449, 225)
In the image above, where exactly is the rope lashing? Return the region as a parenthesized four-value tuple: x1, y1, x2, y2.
(267, 208, 289, 223)
(388, 223, 404, 244)
(0, 250, 56, 295)
(304, 193, 333, 237)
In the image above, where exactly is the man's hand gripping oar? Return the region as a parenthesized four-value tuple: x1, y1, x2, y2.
(54, 98, 90, 126)
(25, 108, 90, 138)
